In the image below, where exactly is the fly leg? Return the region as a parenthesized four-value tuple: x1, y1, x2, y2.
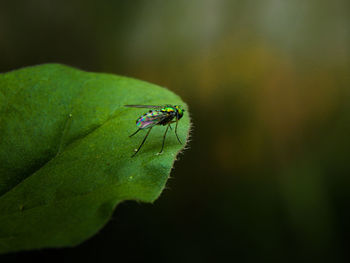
(129, 128, 141, 137)
(168, 120, 182, 144)
(175, 118, 182, 144)
(131, 127, 152, 157)
(158, 124, 170, 155)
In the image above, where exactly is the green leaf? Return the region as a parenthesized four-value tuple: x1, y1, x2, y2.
(0, 64, 190, 254)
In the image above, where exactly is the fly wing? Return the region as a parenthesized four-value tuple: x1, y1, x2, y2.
(125, 105, 163, 109)
(136, 111, 168, 129)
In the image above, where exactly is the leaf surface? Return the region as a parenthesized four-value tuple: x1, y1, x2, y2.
(0, 64, 190, 253)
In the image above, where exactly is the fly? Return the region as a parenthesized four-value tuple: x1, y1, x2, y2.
(125, 104, 185, 157)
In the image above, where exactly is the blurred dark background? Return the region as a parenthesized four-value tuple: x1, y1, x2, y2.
(2, 0, 350, 262)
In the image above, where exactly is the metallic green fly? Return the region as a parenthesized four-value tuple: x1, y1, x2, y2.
(125, 104, 185, 157)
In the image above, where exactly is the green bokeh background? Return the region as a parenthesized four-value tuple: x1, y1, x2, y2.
(1, 0, 350, 262)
